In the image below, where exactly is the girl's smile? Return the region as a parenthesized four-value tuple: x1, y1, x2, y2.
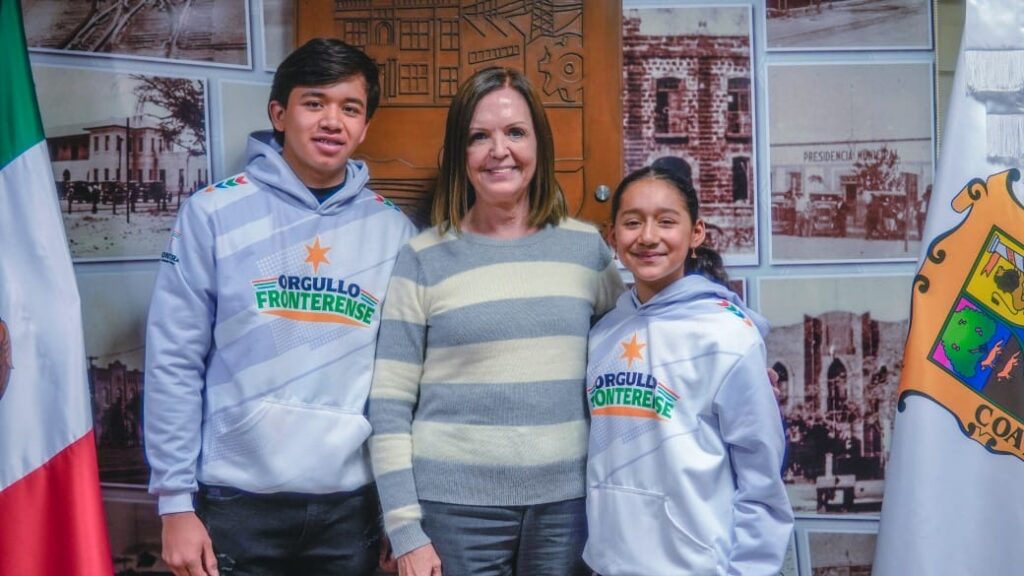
(611, 177, 706, 303)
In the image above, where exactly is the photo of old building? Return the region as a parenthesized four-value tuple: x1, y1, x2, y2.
(22, 0, 250, 67)
(767, 0, 931, 51)
(90, 360, 146, 486)
(622, 6, 756, 263)
(47, 117, 205, 203)
(77, 270, 156, 487)
(760, 275, 911, 515)
(807, 530, 877, 576)
(769, 63, 933, 262)
(33, 65, 209, 260)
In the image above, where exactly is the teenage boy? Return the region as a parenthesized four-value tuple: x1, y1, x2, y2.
(144, 38, 415, 576)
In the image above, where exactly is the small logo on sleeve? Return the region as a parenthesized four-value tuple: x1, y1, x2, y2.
(375, 193, 400, 211)
(203, 174, 249, 193)
(718, 300, 754, 327)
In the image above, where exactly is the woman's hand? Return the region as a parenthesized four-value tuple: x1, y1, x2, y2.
(398, 543, 443, 576)
(379, 533, 399, 573)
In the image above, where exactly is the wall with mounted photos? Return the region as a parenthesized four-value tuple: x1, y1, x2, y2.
(22, 1, 956, 574)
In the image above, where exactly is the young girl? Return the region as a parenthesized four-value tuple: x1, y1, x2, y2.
(583, 165, 793, 576)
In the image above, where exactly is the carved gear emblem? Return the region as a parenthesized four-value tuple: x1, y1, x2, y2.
(538, 35, 583, 103)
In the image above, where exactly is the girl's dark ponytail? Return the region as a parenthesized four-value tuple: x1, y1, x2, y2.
(687, 245, 729, 287)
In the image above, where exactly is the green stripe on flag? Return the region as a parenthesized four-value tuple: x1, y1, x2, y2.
(0, 0, 44, 169)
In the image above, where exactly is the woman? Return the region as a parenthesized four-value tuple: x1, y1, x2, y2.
(368, 67, 624, 576)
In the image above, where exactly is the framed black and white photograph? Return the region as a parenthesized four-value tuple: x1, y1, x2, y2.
(103, 496, 170, 575)
(767, 0, 932, 51)
(728, 277, 748, 303)
(77, 269, 157, 487)
(622, 5, 757, 265)
(806, 528, 878, 576)
(758, 275, 912, 516)
(22, 0, 251, 68)
(768, 63, 933, 263)
(220, 80, 272, 176)
(262, 0, 295, 70)
(33, 65, 210, 261)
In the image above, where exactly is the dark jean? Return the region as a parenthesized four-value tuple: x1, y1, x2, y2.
(420, 497, 589, 576)
(196, 483, 380, 576)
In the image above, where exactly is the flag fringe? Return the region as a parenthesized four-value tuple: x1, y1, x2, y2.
(986, 114, 1024, 161)
(965, 50, 1024, 94)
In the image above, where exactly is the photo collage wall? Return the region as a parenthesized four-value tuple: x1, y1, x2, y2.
(22, 1, 935, 574)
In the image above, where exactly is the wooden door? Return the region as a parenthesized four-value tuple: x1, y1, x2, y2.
(297, 0, 621, 227)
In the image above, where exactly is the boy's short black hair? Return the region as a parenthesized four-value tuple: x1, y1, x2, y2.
(269, 38, 381, 145)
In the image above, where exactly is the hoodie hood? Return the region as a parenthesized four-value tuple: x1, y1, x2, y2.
(244, 130, 370, 214)
(618, 273, 771, 336)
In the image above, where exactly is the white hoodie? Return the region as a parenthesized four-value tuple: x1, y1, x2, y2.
(584, 274, 793, 576)
(145, 131, 415, 514)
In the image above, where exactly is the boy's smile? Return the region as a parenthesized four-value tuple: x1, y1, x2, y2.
(269, 77, 370, 189)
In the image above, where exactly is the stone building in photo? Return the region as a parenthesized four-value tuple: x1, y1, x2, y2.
(89, 359, 147, 484)
(89, 360, 144, 450)
(622, 7, 755, 256)
(767, 310, 908, 490)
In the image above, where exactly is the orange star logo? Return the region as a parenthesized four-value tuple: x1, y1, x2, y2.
(304, 236, 331, 274)
(620, 333, 646, 369)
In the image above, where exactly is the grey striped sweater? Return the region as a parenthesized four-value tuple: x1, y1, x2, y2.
(368, 218, 624, 557)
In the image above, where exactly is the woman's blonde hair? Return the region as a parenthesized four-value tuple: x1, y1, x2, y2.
(432, 67, 566, 233)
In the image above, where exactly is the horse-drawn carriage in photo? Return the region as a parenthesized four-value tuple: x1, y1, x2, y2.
(98, 181, 170, 206)
(59, 179, 171, 213)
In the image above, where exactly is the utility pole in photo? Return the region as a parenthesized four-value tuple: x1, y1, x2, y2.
(124, 116, 131, 224)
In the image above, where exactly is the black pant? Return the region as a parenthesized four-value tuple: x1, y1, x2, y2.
(196, 483, 381, 576)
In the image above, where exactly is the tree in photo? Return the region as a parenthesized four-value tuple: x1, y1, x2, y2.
(853, 145, 901, 192)
(132, 75, 205, 156)
(132, 75, 205, 205)
(59, 0, 199, 59)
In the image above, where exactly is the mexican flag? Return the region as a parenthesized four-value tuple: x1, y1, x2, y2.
(0, 1, 113, 574)
(873, 0, 1024, 573)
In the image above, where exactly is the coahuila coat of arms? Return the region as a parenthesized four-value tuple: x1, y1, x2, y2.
(905, 169, 1024, 460)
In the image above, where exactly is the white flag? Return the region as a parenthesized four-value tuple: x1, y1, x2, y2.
(873, 1, 1024, 574)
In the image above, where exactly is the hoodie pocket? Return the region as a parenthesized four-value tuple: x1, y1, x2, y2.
(585, 484, 718, 576)
(203, 399, 372, 493)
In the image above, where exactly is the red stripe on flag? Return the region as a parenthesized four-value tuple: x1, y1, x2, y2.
(0, 430, 113, 575)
